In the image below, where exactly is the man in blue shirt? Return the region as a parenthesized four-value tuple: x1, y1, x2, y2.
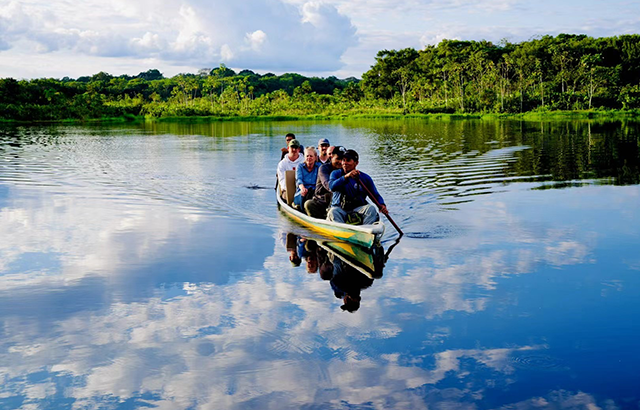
(327, 149, 388, 225)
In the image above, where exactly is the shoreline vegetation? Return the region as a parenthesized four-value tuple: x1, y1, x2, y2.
(3, 34, 640, 123)
(3, 110, 640, 125)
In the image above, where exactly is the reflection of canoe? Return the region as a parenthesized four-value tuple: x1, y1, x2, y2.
(276, 185, 385, 248)
(317, 240, 384, 279)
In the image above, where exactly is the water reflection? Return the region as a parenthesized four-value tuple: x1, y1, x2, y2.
(280, 232, 388, 312)
(1, 120, 639, 409)
(358, 119, 640, 205)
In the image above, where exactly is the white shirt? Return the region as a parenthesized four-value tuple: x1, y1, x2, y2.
(277, 153, 304, 189)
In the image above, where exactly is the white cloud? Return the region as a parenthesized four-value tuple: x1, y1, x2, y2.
(246, 30, 267, 51)
(0, 0, 357, 76)
(2, 0, 640, 78)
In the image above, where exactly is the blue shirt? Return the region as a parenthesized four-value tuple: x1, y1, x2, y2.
(295, 162, 320, 197)
(328, 169, 385, 209)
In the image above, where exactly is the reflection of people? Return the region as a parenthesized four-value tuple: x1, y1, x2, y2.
(317, 247, 333, 280)
(283, 232, 301, 266)
(328, 149, 387, 225)
(297, 237, 319, 273)
(330, 256, 373, 313)
(293, 147, 320, 211)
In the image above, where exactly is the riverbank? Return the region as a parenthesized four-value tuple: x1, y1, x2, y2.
(2, 109, 640, 125)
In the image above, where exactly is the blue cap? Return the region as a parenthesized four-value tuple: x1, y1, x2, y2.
(318, 138, 330, 146)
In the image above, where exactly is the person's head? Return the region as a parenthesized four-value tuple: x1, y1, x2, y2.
(330, 146, 346, 168)
(318, 138, 330, 155)
(289, 251, 301, 266)
(342, 149, 359, 173)
(319, 262, 333, 280)
(340, 294, 361, 313)
(287, 139, 301, 159)
(285, 133, 296, 145)
(304, 146, 318, 166)
(306, 255, 318, 273)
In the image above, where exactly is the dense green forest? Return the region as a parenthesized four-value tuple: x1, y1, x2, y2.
(2, 34, 640, 121)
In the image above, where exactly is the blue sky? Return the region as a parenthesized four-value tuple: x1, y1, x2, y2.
(1, 0, 639, 80)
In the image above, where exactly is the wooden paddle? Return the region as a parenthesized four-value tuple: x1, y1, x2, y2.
(355, 175, 404, 237)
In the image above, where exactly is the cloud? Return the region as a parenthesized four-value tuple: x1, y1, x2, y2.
(0, 0, 357, 73)
(497, 390, 620, 410)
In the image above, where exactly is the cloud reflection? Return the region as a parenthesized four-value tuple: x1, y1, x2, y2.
(1, 127, 639, 408)
(0, 184, 619, 408)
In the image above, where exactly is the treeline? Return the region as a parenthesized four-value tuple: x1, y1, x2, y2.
(0, 67, 362, 120)
(2, 34, 640, 121)
(363, 34, 640, 113)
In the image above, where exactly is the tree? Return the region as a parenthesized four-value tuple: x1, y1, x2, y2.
(137, 69, 164, 81)
(361, 48, 420, 100)
(394, 66, 414, 113)
(580, 53, 602, 109)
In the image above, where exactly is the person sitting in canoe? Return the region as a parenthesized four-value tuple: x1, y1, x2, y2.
(304, 145, 345, 218)
(327, 149, 388, 225)
(317, 138, 331, 164)
(277, 139, 304, 200)
(293, 147, 320, 210)
(280, 133, 304, 160)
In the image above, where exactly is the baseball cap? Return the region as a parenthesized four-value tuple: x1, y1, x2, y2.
(318, 138, 330, 146)
(331, 145, 346, 159)
(343, 149, 359, 161)
(288, 139, 301, 148)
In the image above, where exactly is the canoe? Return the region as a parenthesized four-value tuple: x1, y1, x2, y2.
(276, 184, 385, 248)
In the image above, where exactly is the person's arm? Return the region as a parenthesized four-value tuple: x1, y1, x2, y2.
(296, 166, 306, 196)
(296, 165, 304, 187)
(361, 174, 387, 212)
(329, 169, 347, 191)
(317, 166, 330, 191)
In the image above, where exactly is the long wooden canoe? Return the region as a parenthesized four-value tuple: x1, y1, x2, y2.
(276, 184, 385, 248)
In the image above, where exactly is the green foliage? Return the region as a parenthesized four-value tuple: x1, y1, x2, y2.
(360, 34, 640, 114)
(4, 34, 640, 122)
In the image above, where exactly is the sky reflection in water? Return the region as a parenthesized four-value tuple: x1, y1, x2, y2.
(0, 120, 639, 409)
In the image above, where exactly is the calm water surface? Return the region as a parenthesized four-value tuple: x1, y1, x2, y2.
(1, 119, 639, 409)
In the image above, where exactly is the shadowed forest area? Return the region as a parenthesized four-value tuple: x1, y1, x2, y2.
(2, 34, 640, 121)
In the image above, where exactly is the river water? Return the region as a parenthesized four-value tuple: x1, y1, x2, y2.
(1, 119, 639, 409)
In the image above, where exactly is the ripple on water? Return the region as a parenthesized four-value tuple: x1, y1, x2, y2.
(510, 354, 567, 371)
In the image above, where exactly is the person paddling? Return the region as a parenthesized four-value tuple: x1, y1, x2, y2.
(327, 149, 387, 225)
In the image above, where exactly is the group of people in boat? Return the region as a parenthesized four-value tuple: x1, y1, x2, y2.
(277, 133, 389, 225)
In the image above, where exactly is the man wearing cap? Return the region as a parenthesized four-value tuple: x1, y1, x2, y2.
(317, 138, 331, 164)
(277, 139, 304, 199)
(304, 146, 346, 218)
(327, 149, 387, 225)
(281, 133, 304, 160)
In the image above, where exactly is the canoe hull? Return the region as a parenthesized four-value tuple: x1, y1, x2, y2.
(276, 188, 384, 248)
